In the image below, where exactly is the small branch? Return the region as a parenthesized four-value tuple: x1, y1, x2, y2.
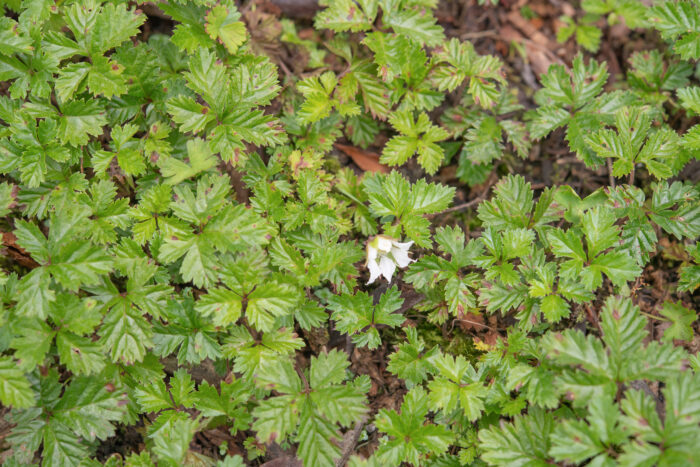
(584, 303, 602, 332)
(398, 290, 426, 314)
(628, 166, 636, 186)
(606, 158, 616, 189)
(276, 59, 293, 78)
(460, 30, 498, 40)
(452, 318, 506, 332)
(267, 0, 320, 19)
(296, 364, 310, 393)
(430, 196, 484, 217)
(335, 416, 367, 467)
(429, 176, 497, 218)
(639, 311, 668, 322)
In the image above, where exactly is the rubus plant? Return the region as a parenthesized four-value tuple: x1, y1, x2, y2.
(0, 0, 698, 466)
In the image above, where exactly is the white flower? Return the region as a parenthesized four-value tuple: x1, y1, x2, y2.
(365, 235, 414, 284)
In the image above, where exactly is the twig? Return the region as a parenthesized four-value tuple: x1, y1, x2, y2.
(335, 417, 367, 467)
(429, 196, 484, 217)
(606, 158, 616, 189)
(276, 59, 293, 79)
(429, 175, 498, 218)
(460, 30, 498, 40)
(451, 318, 506, 332)
(398, 291, 426, 315)
(639, 311, 667, 322)
(628, 166, 636, 186)
(584, 303, 602, 332)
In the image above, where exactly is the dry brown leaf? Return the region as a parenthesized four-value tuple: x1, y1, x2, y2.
(506, 10, 550, 46)
(500, 24, 558, 77)
(456, 311, 486, 332)
(335, 143, 390, 174)
(482, 330, 501, 347)
(1, 231, 39, 269)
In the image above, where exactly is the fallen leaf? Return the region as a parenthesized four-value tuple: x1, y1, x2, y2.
(500, 24, 557, 77)
(1, 231, 39, 269)
(335, 143, 390, 174)
(506, 10, 550, 46)
(456, 311, 486, 332)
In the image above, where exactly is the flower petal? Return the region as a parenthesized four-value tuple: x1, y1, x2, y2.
(391, 240, 414, 251)
(379, 256, 396, 282)
(376, 236, 393, 252)
(367, 258, 381, 284)
(366, 246, 378, 262)
(392, 246, 413, 268)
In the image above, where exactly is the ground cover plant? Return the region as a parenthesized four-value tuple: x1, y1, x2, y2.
(0, 0, 699, 465)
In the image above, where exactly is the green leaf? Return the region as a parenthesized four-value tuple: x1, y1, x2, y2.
(57, 99, 107, 147)
(52, 377, 127, 441)
(159, 138, 217, 185)
(153, 296, 222, 365)
(375, 387, 452, 466)
(42, 420, 88, 467)
(479, 408, 554, 466)
(650, 181, 700, 240)
(590, 251, 641, 288)
(383, 7, 445, 47)
(428, 353, 487, 421)
(87, 57, 128, 99)
(432, 38, 504, 105)
(649, 0, 700, 59)
(196, 378, 252, 423)
(135, 378, 173, 412)
(54, 63, 90, 101)
(380, 111, 448, 174)
(246, 281, 298, 332)
(327, 286, 405, 349)
(581, 206, 619, 258)
(679, 242, 700, 292)
(540, 294, 570, 323)
(0, 356, 34, 408)
(315, 0, 377, 32)
(351, 61, 390, 119)
(87, 3, 145, 56)
(99, 299, 153, 364)
(195, 287, 242, 327)
(586, 106, 679, 179)
(478, 175, 535, 230)
(387, 327, 438, 385)
(409, 178, 455, 214)
(542, 329, 610, 378)
(363, 171, 454, 246)
(56, 332, 105, 375)
(167, 95, 215, 134)
(252, 353, 367, 467)
(205, 3, 246, 54)
(659, 301, 696, 342)
(549, 395, 624, 464)
(150, 413, 197, 466)
(0, 17, 32, 55)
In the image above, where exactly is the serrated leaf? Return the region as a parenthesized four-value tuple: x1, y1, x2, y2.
(159, 138, 217, 185)
(58, 99, 107, 147)
(167, 95, 215, 134)
(246, 281, 298, 332)
(0, 356, 34, 408)
(205, 4, 246, 54)
(659, 301, 696, 342)
(479, 408, 554, 466)
(383, 7, 445, 47)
